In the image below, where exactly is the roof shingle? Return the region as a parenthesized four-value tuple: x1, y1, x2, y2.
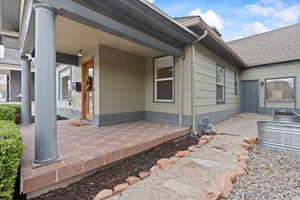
(228, 23, 300, 67)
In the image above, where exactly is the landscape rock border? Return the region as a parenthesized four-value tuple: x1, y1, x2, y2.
(201, 136, 257, 200)
(93, 135, 257, 200)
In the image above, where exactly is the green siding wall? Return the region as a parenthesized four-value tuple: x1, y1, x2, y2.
(194, 44, 240, 115)
(99, 45, 146, 115)
(240, 61, 300, 112)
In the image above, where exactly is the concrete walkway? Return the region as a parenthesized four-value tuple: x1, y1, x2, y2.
(212, 113, 271, 137)
(106, 114, 268, 200)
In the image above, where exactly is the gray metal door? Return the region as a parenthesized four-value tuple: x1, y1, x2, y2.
(240, 80, 259, 113)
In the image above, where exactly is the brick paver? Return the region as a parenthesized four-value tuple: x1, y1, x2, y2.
(20, 120, 190, 194)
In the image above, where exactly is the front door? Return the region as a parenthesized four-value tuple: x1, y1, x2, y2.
(240, 80, 259, 113)
(81, 58, 94, 120)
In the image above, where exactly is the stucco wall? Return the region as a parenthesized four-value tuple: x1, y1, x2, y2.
(183, 44, 240, 125)
(98, 45, 146, 124)
(240, 61, 300, 113)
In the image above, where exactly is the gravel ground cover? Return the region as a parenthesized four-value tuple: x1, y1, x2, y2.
(230, 146, 300, 200)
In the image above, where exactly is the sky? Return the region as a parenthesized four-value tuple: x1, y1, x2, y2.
(146, 0, 300, 41)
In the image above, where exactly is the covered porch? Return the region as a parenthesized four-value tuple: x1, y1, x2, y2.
(20, 120, 190, 197)
(18, 0, 197, 171)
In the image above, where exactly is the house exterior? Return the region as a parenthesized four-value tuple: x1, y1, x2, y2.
(0, 0, 297, 168)
(0, 0, 35, 102)
(229, 23, 300, 114)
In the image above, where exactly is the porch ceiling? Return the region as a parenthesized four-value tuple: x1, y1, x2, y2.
(56, 16, 162, 57)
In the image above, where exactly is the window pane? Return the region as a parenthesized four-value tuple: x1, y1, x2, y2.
(234, 72, 238, 95)
(156, 66, 173, 79)
(61, 76, 70, 99)
(217, 67, 224, 84)
(156, 80, 173, 100)
(266, 78, 294, 100)
(216, 84, 224, 102)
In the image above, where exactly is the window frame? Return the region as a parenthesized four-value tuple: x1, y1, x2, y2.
(153, 56, 175, 103)
(58, 66, 72, 101)
(216, 65, 225, 104)
(234, 71, 238, 96)
(265, 76, 296, 102)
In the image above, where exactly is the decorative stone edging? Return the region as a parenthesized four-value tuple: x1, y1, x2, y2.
(93, 134, 252, 200)
(201, 136, 257, 200)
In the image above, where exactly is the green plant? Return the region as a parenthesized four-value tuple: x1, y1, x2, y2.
(0, 104, 21, 123)
(0, 121, 24, 200)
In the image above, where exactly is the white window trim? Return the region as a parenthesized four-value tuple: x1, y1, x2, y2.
(216, 66, 225, 103)
(59, 66, 72, 101)
(154, 57, 175, 103)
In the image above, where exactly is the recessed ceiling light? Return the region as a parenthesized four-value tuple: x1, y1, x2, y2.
(77, 49, 84, 57)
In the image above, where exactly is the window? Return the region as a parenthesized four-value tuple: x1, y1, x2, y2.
(59, 67, 72, 101)
(216, 66, 225, 103)
(154, 56, 174, 102)
(266, 77, 295, 101)
(234, 72, 238, 96)
(0, 74, 8, 101)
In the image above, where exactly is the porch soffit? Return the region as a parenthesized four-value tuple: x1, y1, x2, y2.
(71, 0, 196, 47)
(55, 16, 162, 57)
(21, 0, 188, 57)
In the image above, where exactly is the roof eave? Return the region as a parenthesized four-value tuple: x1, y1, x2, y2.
(187, 18, 247, 68)
(138, 0, 199, 43)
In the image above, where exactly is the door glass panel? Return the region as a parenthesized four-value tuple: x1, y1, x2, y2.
(87, 67, 94, 116)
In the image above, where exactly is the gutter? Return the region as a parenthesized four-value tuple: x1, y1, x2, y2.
(191, 30, 208, 136)
(184, 17, 246, 68)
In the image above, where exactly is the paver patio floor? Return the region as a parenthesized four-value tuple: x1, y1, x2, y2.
(20, 120, 190, 195)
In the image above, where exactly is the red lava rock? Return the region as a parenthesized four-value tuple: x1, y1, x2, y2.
(114, 183, 129, 194)
(157, 158, 174, 169)
(238, 161, 248, 170)
(187, 145, 197, 152)
(243, 137, 252, 144)
(238, 154, 250, 164)
(234, 165, 246, 176)
(241, 142, 251, 150)
(199, 139, 209, 145)
(149, 165, 159, 173)
(201, 135, 214, 141)
(93, 189, 113, 200)
(169, 156, 179, 162)
(202, 184, 221, 200)
(224, 169, 237, 183)
(126, 176, 141, 185)
(175, 151, 189, 158)
(138, 171, 150, 179)
(215, 173, 233, 198)
(250, 137, 258, 144)
(233, 148, 249, 157)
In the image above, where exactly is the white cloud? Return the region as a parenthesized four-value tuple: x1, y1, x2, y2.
(146, 0, 155, 3)
(245, 21, 269, 35)
(245, 0, 300, 26)
(274, 4, 300, 26)
(190, 8, 224, 30)
(245, 4, 273, 16)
